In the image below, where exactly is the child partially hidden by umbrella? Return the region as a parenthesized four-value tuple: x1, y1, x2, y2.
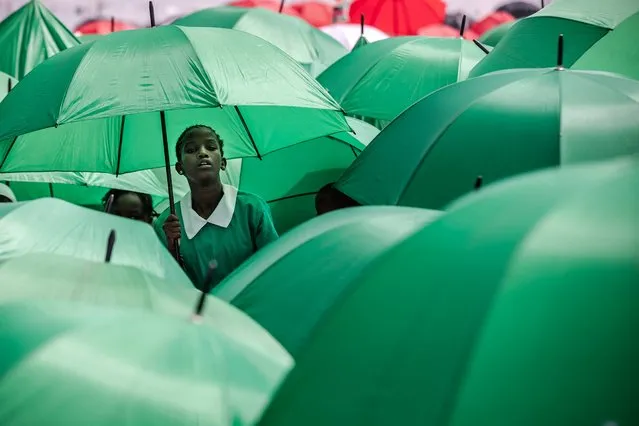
(102, 189, 157, 224)
(154, 125, 279, 291)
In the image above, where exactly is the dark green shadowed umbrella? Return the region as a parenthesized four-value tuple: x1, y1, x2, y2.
(173, 7, 346, 76)
(0, 300, 293, 426)
(213, 206, 441, 356)
(573, 11, 639, 80)
(470, 0, 639, 77)
(317, 36, 487, 128)
(258, 155, 639, 426)
(0, 198, 192, 287)
(336, 67, 639, 210)
(0, 0, 79, 78)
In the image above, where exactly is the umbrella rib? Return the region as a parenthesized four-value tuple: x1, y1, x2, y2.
(234, 106, 262, 160)
(267, 191, 318, 203)
(0, 136, 18, 170)
(115, 115, 126, 176)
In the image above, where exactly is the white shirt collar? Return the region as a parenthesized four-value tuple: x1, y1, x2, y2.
(180, 184, 238, 240)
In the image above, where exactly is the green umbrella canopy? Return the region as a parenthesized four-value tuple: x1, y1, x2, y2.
(477, 20, 515, 46)
(0, 198, 192, 287)
(470, 0, 639, 77)
(213, 206, 441, 356)
(0, 300, 293, 426)
(0, 26, 349, 175)
(173, 7, 346, 76)
(573, 11, 639, 80)
(0, 168, 190, 209)
(352, 35, 368, 50)
(259, 155, 639, 426)
(0, 253, 291, 360)
(317, 36, 487, 127)
(336, 67, 639, 210)
(77, 33, 102, 43)
(0, 0, 79, 79)
(218, 117, 379, 233)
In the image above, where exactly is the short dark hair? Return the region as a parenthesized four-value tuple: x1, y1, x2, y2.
(102, 189, 157, 218)
(175, 125, 224, 161)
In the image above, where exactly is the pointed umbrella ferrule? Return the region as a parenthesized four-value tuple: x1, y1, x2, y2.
(105, 230, 116, 263)
(556, 34, 565, 70)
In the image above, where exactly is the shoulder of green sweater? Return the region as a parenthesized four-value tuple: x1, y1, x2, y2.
(236, 190, 270, 211)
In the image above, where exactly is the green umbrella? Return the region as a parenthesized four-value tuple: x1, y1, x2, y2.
(173, 7, 346, 76)
(573, 11, 639, 80)
(336, 67, 639, 210)
(77, 34, 103, 43)
(0, 26, 349, 175)
(0, 300, 293, 425)
(0, 0, 79, 79)
(0, 198, 192, 287)
(213, 206, 441, 356)
(477, 20, 515, 46)
(0, 253, 292, 359)
(258, 155, 639, 426)
(470, 0, 639, 77)
(317, 36, 487, 128)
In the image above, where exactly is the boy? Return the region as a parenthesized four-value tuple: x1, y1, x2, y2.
(154, 125, 278, 291)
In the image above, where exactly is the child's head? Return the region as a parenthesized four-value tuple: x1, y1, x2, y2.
(175, 125, 226, 186)
(102, 189, 156, 224)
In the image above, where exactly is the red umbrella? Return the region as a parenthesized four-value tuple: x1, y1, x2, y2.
(418, 24, 478, 40)
(229, 0, 302, 16)
(348, 0, 445, 36)
(293, 2, 334, 27)
(75, 19, 137, 35)
(470, 11, 515, 35)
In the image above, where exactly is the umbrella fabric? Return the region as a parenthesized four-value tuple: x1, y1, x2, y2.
(0, 0, 79, 79)
(174, 7, 346, 76)
(155, 117, 379, 233)
(336, 68, 639, 210)
(470, 11, 515, 35)
(213, 206, 441, 356)
(470, 0, 639, 77)
(0, 253, 291, 361)
(0, 26, 350, 175)
(417, 24, 478, 40)
(258, 156, 639, 426)
(317, 36, 487, 126)
(320, 23, 389, 50)
(292, 2, 333, 27)
(228, 0, 302, 16)
(348, 0, 446, 35)
(0, 198, 192, 287)
(0, 300, 293, 426)
(74, 19, 138, 35)
(573, 11, 639, 81)
(477, 20, 515, 46)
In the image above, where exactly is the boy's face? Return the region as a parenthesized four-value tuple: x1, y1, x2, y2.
(176, 128, 226, 185)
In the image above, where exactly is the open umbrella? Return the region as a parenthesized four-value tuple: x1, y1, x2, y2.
(258, 155, 639, 426)
(0, 0, 79, 79)
(336, 63, 639, 209)
(0, 25, 350, 219)
(173, 7, 346, 76)
(317, 36, 487, 127)
(0, 299, 293, 425)
(0, 253, 291, 359)
(477, 20, 515, 46)
(228, 0, 302, 16)
(74, 18, 138, 35)
(348, 0, 446, 35)
(0, 198, 192, 287)
(292, 1, 334, 27)
(573, 11, 639, 81)
(213, 206, 440, 357)
(320, 23, 389, 50)
(470, 0, 639, 77)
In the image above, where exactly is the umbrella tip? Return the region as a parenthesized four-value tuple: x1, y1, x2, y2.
(110, 16, 115, 33)
(541, 0, 545, 7)
(360, 14, 365, 35)
(278, 0, 285, 13)
(104, 193, 115, 213)
(105, 230, 116, 263)
(474, 175, 483, 190)
(7, 77, 12, 93)
(473, 39, 490, 54)
(191, 260, 218, 322)
(148, 1, 156, 27)
(556, 34, 564, 70)
(460, 15, 467, 38)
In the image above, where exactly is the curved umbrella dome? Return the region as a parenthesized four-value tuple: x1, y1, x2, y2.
(336, 67, 639, 209)
(173, 7, 346, 76)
